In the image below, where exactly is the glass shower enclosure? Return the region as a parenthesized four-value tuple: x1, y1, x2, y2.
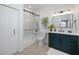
(23, 9, 40, 48)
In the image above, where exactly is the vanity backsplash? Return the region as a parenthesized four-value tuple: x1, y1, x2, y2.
(52, 28, 74, 33)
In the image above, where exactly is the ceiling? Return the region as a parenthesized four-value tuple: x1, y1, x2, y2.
(24, 4, 76, 13)
(24, 4, 44, 11)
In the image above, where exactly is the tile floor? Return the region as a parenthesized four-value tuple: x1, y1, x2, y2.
(47, 48, 69, 55)
(16, 42, 49, 55)
(15, 42, 68, 55)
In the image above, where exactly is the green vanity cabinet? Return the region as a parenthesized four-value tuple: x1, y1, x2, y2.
(49, 33, 53, 47)
(49, 33, 63, 51)
(48, 33, 79, 55)
(62, 35, 78, 54)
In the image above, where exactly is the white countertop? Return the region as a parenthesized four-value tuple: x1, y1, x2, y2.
(40, 30, 79, 36)
(49, 31, 79, 36)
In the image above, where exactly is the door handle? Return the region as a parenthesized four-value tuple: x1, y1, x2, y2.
(13, 29, 15, 36)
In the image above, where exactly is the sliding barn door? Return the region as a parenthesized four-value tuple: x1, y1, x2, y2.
(0, 5, 19, 54)
(10, 6, 19, 54)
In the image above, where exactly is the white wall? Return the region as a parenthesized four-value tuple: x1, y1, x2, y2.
(18, 5, 24, 52)
(75, 5, 79, 34)
(38, 4, 76, 17)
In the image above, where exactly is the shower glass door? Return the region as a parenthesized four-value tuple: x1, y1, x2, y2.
(23, 10, 40, 47)
(24, 11, 33, 40)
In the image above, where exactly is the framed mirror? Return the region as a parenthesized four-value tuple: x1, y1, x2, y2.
(60, 20, 68, 28)
(52, 14, 73, 28)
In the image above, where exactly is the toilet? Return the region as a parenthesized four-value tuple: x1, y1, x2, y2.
(37, 32, 45, 46)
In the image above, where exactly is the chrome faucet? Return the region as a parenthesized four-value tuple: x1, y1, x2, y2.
(58, 28, 64, 32)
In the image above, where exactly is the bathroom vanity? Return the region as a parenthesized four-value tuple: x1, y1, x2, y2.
(48, 32, 79, 55)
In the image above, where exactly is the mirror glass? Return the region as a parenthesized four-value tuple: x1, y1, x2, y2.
(52, 14, 73, 28)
